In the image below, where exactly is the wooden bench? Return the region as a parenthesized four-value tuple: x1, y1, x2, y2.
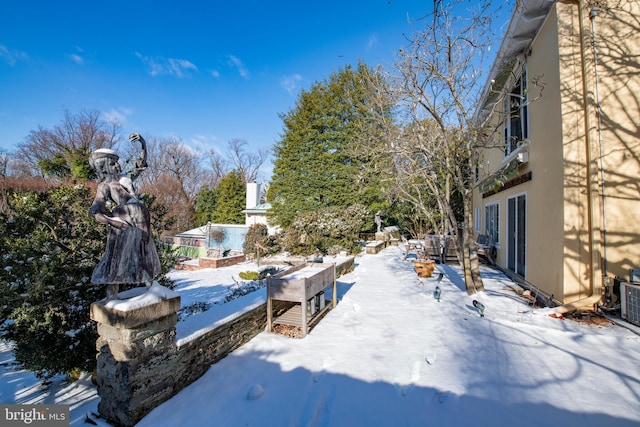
(423, 235, 459, 263)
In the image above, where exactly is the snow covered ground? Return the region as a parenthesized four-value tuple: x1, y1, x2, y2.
(2, 245, 640, 426)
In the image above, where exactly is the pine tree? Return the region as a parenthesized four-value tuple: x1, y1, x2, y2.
(194, 185, 218, 226)
(0, 185, 105, 378)
(269, 62, 387, 228)
(211, 171, 245, 224)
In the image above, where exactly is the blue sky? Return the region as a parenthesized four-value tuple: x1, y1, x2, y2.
(0, 0, 436, 162)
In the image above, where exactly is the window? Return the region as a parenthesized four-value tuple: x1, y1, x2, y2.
(485, 203, 499, 246)
(504, 66, 528, 156)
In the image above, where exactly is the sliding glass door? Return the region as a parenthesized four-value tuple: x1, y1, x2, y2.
(507, 194, 526, 277)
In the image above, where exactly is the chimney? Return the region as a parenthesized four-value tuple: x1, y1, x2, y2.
(246, 182, 260, 209)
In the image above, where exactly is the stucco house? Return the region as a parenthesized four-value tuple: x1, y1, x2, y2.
(473, 0, 640, 311)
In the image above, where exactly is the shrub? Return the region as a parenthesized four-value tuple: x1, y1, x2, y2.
(243, 223, 280, 259)
(258, 266, 279, 279)
(207, 228, 226, 246)
(280, 204, 370, 255)
(239, 271, 260, 280)
(238, 266, 280, 281)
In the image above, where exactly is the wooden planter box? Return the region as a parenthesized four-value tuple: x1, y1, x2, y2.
(266, 263, 336, 337)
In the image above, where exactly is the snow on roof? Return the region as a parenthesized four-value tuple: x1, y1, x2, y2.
(242, 202, 272, 213)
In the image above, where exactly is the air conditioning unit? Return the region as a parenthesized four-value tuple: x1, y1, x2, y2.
(621, 282, 640, 327)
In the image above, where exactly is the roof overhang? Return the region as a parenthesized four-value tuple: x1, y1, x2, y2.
(477, 0, 556, 114)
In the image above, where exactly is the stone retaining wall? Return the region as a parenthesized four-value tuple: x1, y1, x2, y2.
(93, 297, 292, 427)
(91, 257, 355, 426)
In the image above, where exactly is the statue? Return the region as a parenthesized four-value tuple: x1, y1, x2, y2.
(375, 211, 382, 233)
(89, 133, 161, 301)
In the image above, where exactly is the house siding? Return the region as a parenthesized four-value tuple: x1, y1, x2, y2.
(527, 5, 565, 300)
(589, 0, 640, 283)
(475, 0, 640, 305)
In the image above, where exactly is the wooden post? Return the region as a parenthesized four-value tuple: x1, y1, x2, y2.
(301, 298, 308, 337)
(332, 263, 337, 308)
(266, 294, 273, 332)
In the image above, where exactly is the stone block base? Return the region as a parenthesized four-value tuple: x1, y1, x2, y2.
(91, 284, 180, 426)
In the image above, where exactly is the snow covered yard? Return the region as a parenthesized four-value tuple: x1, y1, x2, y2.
(0, 340, 99, 426)
(2, 245, 640, 426)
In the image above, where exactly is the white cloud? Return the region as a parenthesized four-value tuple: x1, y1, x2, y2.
(69, 53, 84, 65)
(227, 55, 249, 79)
(135, 52, 198, 78)
(0, 44, 28, 66)
(210, 69, 220, 78)
(367, 33, 378, 51)
(188, 134, 218, 152)
(182, 142, 201, 157)
(168, 58, 198, 77)
(280, 74, 303, 96)
(103, 107, 133, 126)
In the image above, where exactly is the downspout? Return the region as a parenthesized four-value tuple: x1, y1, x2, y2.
(589, 7, 608, 279)
(554, 0, 603, 314)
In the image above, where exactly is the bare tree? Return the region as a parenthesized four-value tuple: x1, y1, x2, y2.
(124, 135, 269, 233)
(205, 138, 270, 185)
(157, 140, 203, 201)
(226, 138, 270, 183)
(141, 173, 196, 233)
(132, 136, 204, 233)
(16, 109, 119, 179)
(204, 148, 228, 189)
(0, 151, 8, 178)
(376, 1, 515, 294)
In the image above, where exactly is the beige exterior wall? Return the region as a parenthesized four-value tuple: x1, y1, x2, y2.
(474, 0, 640, 304)
(588, 0, 640, 283)
(474, 6, 567, 299)
(524, 5, 566, 300)
(557, 1, 597, 303)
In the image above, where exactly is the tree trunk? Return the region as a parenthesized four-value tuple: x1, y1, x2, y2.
(461, 191, 484, 295)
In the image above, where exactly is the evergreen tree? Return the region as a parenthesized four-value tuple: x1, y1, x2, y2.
(280, 204, 370, 255)
(269, 62, 387, 228)
(211, 171, 245, 224)
(194, 185, 218, 226)
(0, 185, 105, 378)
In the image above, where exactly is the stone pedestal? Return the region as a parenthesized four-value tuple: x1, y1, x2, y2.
(90, 284, 180, 427)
